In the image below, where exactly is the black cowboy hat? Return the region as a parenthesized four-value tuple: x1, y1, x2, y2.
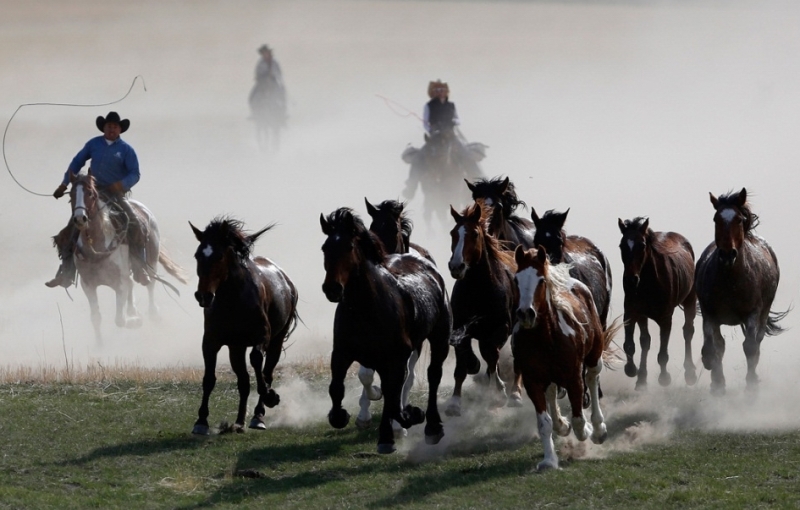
(96, 111, 130, 133)
(258, 44, 272, 54)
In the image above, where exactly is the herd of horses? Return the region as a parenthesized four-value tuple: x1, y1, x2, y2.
(61, 174, 787, 470)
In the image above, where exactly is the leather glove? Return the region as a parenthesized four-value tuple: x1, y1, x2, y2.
(106, 181, 125, 195)
(53, 184, 68, 199)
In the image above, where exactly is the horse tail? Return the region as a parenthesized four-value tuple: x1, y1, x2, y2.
(601, 316, 624, 370)
(158, 248, 189, 284)
(765, 304, 792, 336)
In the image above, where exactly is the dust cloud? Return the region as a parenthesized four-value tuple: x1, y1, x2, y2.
(2, 0, 799, 449)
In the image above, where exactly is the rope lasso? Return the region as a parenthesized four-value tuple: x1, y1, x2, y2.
(2, 75, 147, 197)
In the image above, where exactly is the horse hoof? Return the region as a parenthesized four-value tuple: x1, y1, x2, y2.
(234, 424, 246, 434)
(536, 459, 559, 472)
(507, 392, 524, 408)
(659, 372, 672, 387)
(393, 426, 408, 439)
(635, 380, 648, 392)
(444, 406, 461, 417)
(126, 317, 143, 329)
(684, 370, 698, 386)
(355, 416, 372, 430)
(192, 424, 210, 436)
(592, 425, 608, 445)
(710, 384, 726, 397)
(328, 408, 351, 429)
(424, 426, 444, 445)
(624, 362, 638, 378)
(556, 387, 567, 399)
(400, 405, 425, 427)
(264, 389, 280, 408)
(377, 443, 396, 454)
(248, 417, 267, 430)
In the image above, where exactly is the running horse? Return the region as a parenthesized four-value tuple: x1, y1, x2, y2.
(190, 217, 299, 434)
(618, 217, 698, 390)
(446, 201, 523, 415)
(355, 198, 435, 435)
(320, 208, 451, 453)
(63, 172, 187, 341)
(465, 176, 535, 250)
(512, 246, 617, 471)
(695, 188, 788, 395)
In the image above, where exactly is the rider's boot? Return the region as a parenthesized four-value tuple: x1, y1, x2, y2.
(45, 258, 76, 288)
(129, 229, 151, 286)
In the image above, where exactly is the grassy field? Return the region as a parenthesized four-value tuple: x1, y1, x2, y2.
(0, 361, 799, 509)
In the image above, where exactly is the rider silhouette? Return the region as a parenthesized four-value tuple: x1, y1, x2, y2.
(248, 44, 286, 123)
(46, 111, 150, 288)
(423, 80, 459, 138)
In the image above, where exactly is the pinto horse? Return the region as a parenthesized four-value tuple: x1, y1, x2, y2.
(512, 246, 617, 471)
(189, 217, 299, 434)
(695, 188, 788, 395)
(320, 208, 451, 453)
(65, 173, 187, 341)
(465, 176, 535, 249)
(447, 201, 523, 414)
(618, 217, 697, 390)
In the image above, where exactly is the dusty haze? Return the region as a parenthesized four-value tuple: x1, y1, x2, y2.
(2, 0, 799, 439)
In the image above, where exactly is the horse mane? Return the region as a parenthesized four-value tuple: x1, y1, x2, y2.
(716, 190, 760, 233)
(470, 176, 527, 216)
(204, 215, 274, 260)
(377, 200, 413, 242)
(543, 259, 584, 333)
(462, 201, 516, 268)
(325, 207, 386, 264)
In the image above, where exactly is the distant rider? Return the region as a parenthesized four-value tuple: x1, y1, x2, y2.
(249, 44, 286, 122)
(423, 80, 459, 137)
(46, 111, 150, 288)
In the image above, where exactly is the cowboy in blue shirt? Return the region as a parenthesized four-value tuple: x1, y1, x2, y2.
(46, 112, 150, 287)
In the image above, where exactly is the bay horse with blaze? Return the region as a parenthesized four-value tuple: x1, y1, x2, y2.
(618, 217, 697, 390)
(190, 217, 299, 434)
(513, 246, 617, 471)
(695, 188, 788, 395)
(320, 208, 451, 453)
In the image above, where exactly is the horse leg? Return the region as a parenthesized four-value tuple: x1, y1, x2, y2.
(546, 383, 571, 437)
(424, 335, 449, 445)
(261, 335, 283, 410)
(524, 377, 558, 470)
(445, 338, 477, 416)
(115, 278, 141, 329)
(392, 350, 421, 438)
(566, 372, 592, 442)
(743, 314, 764, 393)
(356, 366, 382, 430)
(377, 368, 408, 454)
(124, 284, 142, 328)
(623, 310, 638, 378)
(478, 338, 507, 408)
(655, 316, 673, 387)
(507, 359, 524, 408)
(228, 346, 250, 432)
(701, 318, 726, 395)
(192, 340, 220, 435)
(634, 318, 651, 390)
(328, 348, 353, 430)
(682, 292, 698, 385)
(82, 283, 103, 344)
(248, 347, 268, 430)
(586, 361, 608, 444)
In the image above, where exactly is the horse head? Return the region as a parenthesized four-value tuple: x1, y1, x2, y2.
(514, 245, 549, 329)
(365, 198, 409, 254)
(320, 208, 382, 302)
(69, 172, 98, 231)
(190, 217, 271, 308)
(710, 188, 755, 266)
(531, 207, 569, 263)
(448, 202, 488, 279)
(618, 217, 651, 290)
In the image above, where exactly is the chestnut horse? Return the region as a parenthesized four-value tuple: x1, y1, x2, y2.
(465, 176, 535, 250)
(189, 217, 299, 434)
(65, 173, 187, 342)
(618, 217, 697, 390)
(320, 208, 451, 453)
(447, 201, 523, 415)
(512, 246, 617, 471)
(695, 188, 788, 395)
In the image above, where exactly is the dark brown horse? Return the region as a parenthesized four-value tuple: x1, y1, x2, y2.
(189, 217, 299, 434)
(618, 217, 698, 390)
(320, 208, 451, 453)
(447, 201, 523, 414)
(63, 173, 187, 342)
(465, 176, 536, 250)
(512, 246, 617, 470)
(695, 188, 788, 395)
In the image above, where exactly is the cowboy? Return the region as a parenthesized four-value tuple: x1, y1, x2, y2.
(423, 80, 460, 136)
(249, 44, 286, 122)
(46, 111, 150, 288)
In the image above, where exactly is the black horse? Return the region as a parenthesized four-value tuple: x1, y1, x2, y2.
(465, 176, 535, 250)
(189, 217, 299, 435)
(365, 198, 434, 262)
(695, 188, 788, 395)
(320, 208, 452, 453)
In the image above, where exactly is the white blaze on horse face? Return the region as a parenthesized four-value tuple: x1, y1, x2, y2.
(202, 244, 213, 258)
(627, 239, 635, 251)
(449, 226, 466, 270)
(484, 198, 493, 207)
(73, 184, 88, 227)
(516, 267, 541, 312)
(720, 208, 737, 224)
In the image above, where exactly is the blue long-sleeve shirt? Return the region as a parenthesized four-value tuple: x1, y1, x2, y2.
(62, 136, 140, 190)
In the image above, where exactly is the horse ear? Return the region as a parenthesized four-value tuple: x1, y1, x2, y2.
(617, 218, 626, 234)
(531, 207, 540, 227)
(468, 203, 483, 222)
(364, 197, 378, 218)
(189, 221, 204, 242)
(737, 187, 747, 206)
(514, 244, 526, 265)
(553, 209, 569, 230)
(500, 176, 510, 192)
(536, 245, 548, 263)
(320, 213, 332, 235)
(641, 217, 650, 232)
(464, 179, 476, 193)
(450, 205, 462, 222)
(709, 192, 719, 209)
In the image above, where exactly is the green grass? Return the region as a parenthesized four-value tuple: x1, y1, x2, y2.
(0, 378, 798, 509)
